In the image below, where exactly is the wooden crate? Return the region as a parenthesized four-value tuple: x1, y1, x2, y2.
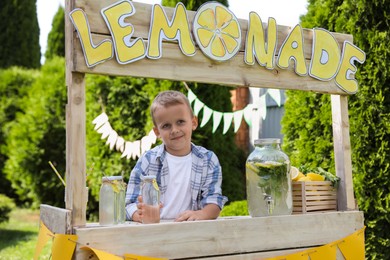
(293, 181, 337, 214)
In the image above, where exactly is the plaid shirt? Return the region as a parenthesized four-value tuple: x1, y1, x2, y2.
(125, 143, 228, 220)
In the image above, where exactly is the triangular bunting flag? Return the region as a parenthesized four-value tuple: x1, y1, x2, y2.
(222, 112, 233, 134)
(259, 94, 267, 120)
(233, 110, 244, 133)
(187, 89, 197, 105)
(308, 243, 337, 260)
(268, 89, 282, 107)
(200, 105, 213, 128)
(148, 129, 157, 144)
(116, 136, 125, 152)
(92, 112, 109, 130)
(81, 246, 123, 260)
(34, 222, 54, 260)
(212, 111, 223, 133)
(121, 141, 133, 159)
(51, 234, 78, 260)
(243, 104, 253, 126)
(338, 228, 365, 260)
(133, 140, 141, 159)
(97, 122, 113, 139)
(106, 130, 118, 150)
(193, 98, 204, 117)
(141, 135, 153, 155)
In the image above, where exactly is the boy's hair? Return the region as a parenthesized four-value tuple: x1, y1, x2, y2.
(151, 90, 194, 125)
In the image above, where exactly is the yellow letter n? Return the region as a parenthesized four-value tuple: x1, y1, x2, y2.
(244, 13, 277, 69)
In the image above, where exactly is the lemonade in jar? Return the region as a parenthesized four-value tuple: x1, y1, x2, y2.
(246, 139, 292, 217)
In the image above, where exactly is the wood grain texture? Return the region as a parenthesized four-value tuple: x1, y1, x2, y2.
(40, 204, 72, 234)
(331, 95, 355, 210)
(66, 0, 87, 227)
(68, 0, 354, 94)
(74, 211, 363, 259)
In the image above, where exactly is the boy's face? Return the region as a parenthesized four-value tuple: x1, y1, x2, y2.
(153, 103, 198, 156)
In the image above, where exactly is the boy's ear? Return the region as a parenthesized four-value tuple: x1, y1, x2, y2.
(192, 116, 198, 130)
(153, 126, 160, 137)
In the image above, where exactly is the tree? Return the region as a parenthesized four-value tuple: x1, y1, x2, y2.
(4, 57, 66, 207)
(0, 67, 39, 199)
(45, 6, 65, 60)
(0, 0, 40, 68)
(282, 0, 390, 258)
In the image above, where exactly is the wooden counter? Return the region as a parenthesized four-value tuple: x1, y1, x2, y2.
(74, 211, 364, 259)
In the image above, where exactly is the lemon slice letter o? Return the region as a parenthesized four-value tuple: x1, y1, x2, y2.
(193, 2, 241, 61)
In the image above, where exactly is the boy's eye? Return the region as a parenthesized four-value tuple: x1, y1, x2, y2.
(161, 124, 170, 129)
(177, 120, 185, 125)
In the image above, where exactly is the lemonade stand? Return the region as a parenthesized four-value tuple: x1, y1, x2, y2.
(38, 0, 366, 259)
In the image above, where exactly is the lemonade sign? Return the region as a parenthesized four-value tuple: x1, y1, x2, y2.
(69, 0, 366, 93)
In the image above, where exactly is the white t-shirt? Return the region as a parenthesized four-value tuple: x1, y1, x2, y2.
(160, 152, 192, 219)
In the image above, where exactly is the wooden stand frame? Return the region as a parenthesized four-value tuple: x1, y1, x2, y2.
(39, 0, 363, 259)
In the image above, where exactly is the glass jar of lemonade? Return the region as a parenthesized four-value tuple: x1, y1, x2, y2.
(141, 175, 160, 224)
(99, 176, 126, 225)
(246, 139, 292, 217)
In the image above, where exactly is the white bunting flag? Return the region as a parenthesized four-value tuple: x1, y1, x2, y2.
(187, 89, 197, 105)
(233, 110, 244, 133)
(200, 105, 213, 128)
(92, 112, 108, 130)
(212, 111, 223, 133)
(115, 136, 125, 152)
(223, 113, 233, 134)
(133, 140, 141, 160)
(268, 88, 282, 107)
(259, 94, 267, 120)
(106, 130, 118, 150)
(97, 122, 112, 139)
(193, 98, 204, 117)
(243, 104, 253, 126)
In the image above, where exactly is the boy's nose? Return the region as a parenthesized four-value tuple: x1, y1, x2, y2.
(171, 125, 179, 133)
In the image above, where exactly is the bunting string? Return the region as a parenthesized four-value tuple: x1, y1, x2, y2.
(93, 86, 282, 160)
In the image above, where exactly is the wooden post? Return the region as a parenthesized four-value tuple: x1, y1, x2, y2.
(331, 95, 355, 210)
(65, 0, 87, 227)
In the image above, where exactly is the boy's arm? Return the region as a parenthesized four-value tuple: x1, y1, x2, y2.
(175, 204, 220, 222)
(125, 160, 144, 221)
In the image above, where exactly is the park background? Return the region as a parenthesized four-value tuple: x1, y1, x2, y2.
(0, 0, 389, 259)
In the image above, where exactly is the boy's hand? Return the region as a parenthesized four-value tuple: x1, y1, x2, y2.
(132, 195, 163, 223)
(175, 204, 221, 222)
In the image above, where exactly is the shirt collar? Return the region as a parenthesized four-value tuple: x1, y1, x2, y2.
(155, 143, 204, 163)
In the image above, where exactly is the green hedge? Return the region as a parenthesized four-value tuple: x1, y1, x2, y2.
(220, 200, 249, 217)
(0, 194, 15, 224)
(286, 0, 390, 258)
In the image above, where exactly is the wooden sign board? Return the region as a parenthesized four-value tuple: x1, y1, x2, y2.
(67, 0, 365, 95)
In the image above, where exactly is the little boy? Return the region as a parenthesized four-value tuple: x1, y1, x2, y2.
(125, 90, 228, 222)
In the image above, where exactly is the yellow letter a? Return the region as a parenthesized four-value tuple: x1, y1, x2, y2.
(277, 24, 307, 76)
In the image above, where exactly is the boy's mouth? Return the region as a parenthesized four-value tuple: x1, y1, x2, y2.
(171, 135, 184, 140)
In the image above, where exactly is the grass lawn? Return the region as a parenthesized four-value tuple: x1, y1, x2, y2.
(0, 208, 52, 260)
